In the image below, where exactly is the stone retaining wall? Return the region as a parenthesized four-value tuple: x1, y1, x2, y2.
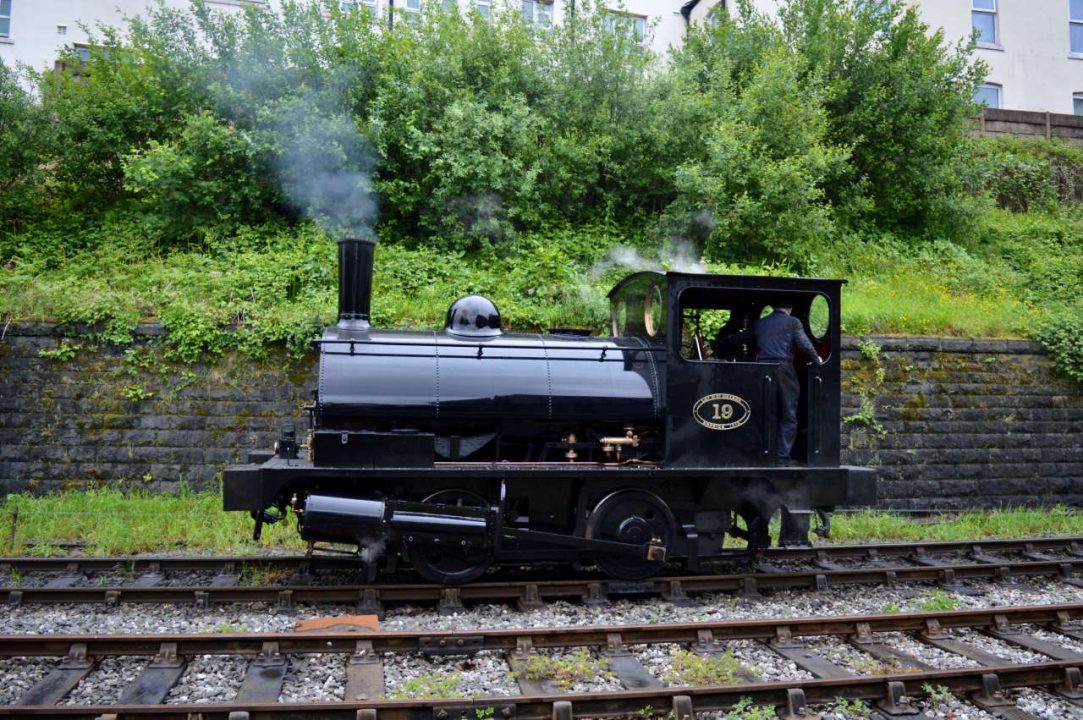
(1, 324, 1080, 508)
(841, 336, 1082, 509)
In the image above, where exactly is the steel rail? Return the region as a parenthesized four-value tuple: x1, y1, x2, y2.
(1, 602, 1081, 656)
(2, 557, 1082, 608)
(2, 605, 1083, 718)
(2, 535, 1078, 574)
(3, 663, 1083, 720)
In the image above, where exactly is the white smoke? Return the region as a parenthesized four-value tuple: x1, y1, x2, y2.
(359, 536, 387, 564)
(274, 100, 378, 239)
(592, 240, 708, 277)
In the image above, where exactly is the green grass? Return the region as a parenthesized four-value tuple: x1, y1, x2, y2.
(828, 505, 1083, 543)
(4, 208, 1079, 359)
(1, 489, 1081, 556)
(0, 487, 304, 555)
(843, 269, 1034, 338)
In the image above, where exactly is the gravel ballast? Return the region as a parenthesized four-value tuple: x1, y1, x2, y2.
(0, 576, 1081, 712)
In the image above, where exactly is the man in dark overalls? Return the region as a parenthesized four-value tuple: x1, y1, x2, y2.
(755, 301, 823, 465)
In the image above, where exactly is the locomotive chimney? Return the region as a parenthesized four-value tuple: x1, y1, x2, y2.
(337, 237, 375, 331)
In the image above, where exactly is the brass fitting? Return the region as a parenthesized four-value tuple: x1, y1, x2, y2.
(563, 433, 578, 461)
(600, 429, 639, 460)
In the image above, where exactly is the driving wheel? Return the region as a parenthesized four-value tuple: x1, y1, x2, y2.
(406, 489, 492, 585)
(585, 489, 676, 580)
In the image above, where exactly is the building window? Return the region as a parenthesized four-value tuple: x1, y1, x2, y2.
(401, 0, 421, 16)
(1075, 93, 1083, 115)
(972, 0, 997, 45)
(522, 0, 552, 28)
(0, 0, 11, 38)
(706, 3, 726, 27)
(342, 0, 378, 16)
(1072, 0, 1083, 54)
(976, 83, 1001, 109)
(475, 0, 490, 18)
(442, 0, 457, 11)
(605, 10, 646, 46)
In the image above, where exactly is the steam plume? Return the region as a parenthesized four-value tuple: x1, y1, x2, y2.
(275, 101, 377, 239)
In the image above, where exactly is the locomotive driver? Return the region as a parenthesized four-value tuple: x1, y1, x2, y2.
(755, 301, 824, 465)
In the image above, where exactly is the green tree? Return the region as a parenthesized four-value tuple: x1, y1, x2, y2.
(122, 112, 280, 245)
(671, 47, 849, 267)
(35, 28, 201, 217)
(777, 0, 986, 235)
(0, 60, 48, 233)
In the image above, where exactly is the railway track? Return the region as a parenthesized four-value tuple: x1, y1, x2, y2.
(2, 536, 1082, 612)
(3, 603, 1083, 718)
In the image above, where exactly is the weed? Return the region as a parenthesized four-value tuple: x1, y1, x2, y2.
(475, 708, 495, 720)
(239, 564, 293, 586)
(723, 697, 775, 720)
(923, 683, 954, 704)
(37, 342, 81, 362)
(214, 622, 250, 633)
(857, 339, 881, 362)
(0, 487, 303, 556)
(832, 697, 874, 719)
(512, 649, 612, 691)
(843, 340, 886, 437)
(388, 671, 463, 700)
(851, 655, 917, 675)
(882, 601, 901, 614)
(663, 650, 752, 686)
(123, 384, 154, 402)
(911, 589, 961, 612)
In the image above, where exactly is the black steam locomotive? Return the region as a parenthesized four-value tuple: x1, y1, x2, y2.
(223, 239, 875, 583)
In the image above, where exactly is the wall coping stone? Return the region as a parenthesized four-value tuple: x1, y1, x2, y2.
(3, 323, 1048, 356)
(840, 335, 1043, 355)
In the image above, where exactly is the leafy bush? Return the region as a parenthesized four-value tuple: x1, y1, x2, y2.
(972, 140, 1059, 212)
(1036, 313, 1083, 383)
(123, 112, 279, 245)
(971, 136, 1083, 211)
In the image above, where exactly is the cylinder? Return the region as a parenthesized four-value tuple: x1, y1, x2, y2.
(299, 494, 386, 544)
(389, 508, 489, 535)
(338, 238, 375, 331)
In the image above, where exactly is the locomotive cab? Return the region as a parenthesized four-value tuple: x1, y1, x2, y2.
(608, 272, 843, 470)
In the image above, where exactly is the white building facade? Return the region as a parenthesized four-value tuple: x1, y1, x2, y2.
(1, 0, 1080, 114)
(0, 0, 688, 76)
(687, 0, 1083, 116)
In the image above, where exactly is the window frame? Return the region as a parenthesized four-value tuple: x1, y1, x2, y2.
(605, 9, 647, 47)
(976, 82, 1002, 109)
(475, 0, 490, 18)
(0, 0, 11, 39)
(972, 0, 999, 47)
(1074, 92, 1083, 116)
(521, 0, 552, 29)
(1071, 0, 1083, 55)
(342, 0, 378, 16)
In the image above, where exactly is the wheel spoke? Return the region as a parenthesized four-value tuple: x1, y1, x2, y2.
(584, 489, 675, 581)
